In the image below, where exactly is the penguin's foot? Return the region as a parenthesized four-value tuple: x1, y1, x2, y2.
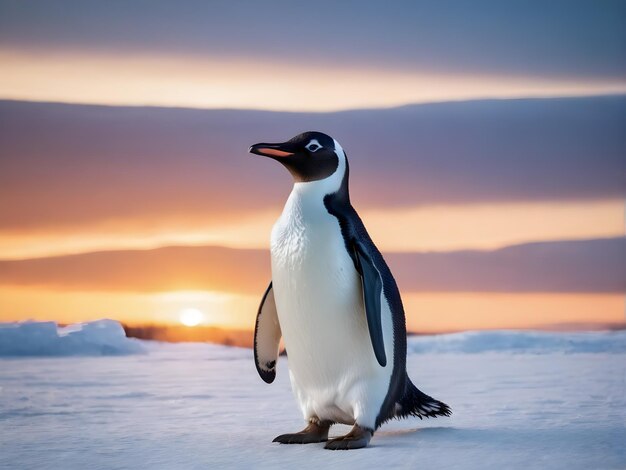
(272, 420, 331, 444)
(324, 425, 373, 450)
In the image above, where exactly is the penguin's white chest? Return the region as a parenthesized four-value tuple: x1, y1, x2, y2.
(270, 188, 391, 425)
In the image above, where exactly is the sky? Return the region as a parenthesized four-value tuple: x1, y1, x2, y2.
(0, 0, 624, 332)
(1, 0, 626, 110)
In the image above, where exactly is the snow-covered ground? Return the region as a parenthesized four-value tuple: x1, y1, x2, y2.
(0, 322, 624, 469)
(0, 320, 145, 356)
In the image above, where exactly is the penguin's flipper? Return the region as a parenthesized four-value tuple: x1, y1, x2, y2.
(254, 282, 282, 383)
(353, 242, 387, 367)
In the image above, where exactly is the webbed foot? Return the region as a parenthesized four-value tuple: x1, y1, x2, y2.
(273, 420, 331, 444)
(324, 424, 373, 450)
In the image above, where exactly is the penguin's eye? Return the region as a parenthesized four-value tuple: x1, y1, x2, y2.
(306, 142, 322, 153)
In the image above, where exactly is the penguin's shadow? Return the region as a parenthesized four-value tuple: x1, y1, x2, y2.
(323, 425, 437, 448)
(373, 426, 575, 450)
(373, 426, 452, 447)
(378, 426, 452, 437)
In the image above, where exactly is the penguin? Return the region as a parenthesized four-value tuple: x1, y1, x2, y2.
(249, 131, 450, 450)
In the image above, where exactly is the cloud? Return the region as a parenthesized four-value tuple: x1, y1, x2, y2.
(0, 238, 623, 294)
(0, 245, 268, 295)
(389, 238, 626, 294)
(1, 0, 624, 81)
(0, 96, 624, 231)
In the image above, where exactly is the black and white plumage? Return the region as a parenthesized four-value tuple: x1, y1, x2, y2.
(249, 132, 450, 450)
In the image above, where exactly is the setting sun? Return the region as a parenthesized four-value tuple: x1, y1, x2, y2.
(179, 308, 205, 327)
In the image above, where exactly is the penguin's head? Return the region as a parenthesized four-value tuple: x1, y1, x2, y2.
(249, 131, 340, 182)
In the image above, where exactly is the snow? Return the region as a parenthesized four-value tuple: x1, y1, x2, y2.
(407, 329, 626, 354)
(0, 320, 145, 356)
(0, 323, 624, 469)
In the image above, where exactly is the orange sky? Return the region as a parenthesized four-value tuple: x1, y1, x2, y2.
(0, 199, 622, 260)
(0, 229, 623, 331)
(1, 286, 623, 332)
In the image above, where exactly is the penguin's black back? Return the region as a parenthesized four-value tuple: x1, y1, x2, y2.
(322, 156, 408, 428)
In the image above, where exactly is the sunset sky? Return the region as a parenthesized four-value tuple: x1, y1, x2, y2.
(0, 0, 624, 332)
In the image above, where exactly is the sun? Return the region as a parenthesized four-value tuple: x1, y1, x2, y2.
(178, 308, 205, 327)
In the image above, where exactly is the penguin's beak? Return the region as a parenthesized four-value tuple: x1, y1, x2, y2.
(249, 142, 295, 158)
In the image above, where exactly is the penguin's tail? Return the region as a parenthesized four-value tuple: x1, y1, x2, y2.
(397, 376, 452, 420)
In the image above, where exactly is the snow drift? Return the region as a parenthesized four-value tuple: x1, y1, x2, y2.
(407, 329, 626, 354)
(0, 319, 145, 356)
